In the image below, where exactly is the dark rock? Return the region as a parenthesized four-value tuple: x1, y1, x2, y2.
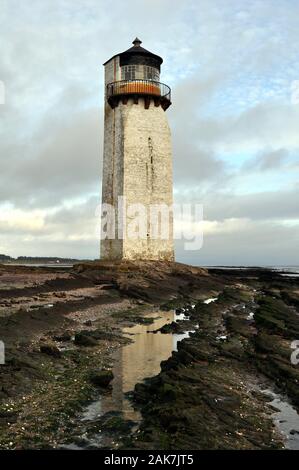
(74, 332, 98, 347)
(100, 412, 135, 433)
(134, 382, 150, 403)
(90, 329, 117, 341)
(158, 321, 182, 334)
(177, 348, 195, 365)
(160, 353, 180, 371)
(89, 369, 114, 387)
(53, 331, 72, 342)
(40, 343, 61, 358)
(290, 429, 299, 435)
(0, 410, 18, 422)
(158, 383, 179, 402)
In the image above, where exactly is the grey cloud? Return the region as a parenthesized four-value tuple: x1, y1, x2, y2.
(177, 220, 299, 266)
(0, 106, 102, 207)
(169, 74, 228, 185)
(45, 196, 100, 229)
(175, 187, 299, 222)
(194, 103, 299, 153)
(242, 149, 289, 171)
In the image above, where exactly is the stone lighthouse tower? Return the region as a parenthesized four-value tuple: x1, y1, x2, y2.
(101, 38, 174, 261)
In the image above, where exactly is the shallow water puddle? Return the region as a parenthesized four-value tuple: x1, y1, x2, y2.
(262, 389, 299, 450)
(81, 308, 197, 434)
(203, 297, 218, 304)
(75, 299, 219, 448)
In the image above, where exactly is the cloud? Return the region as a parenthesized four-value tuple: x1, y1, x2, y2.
(0, 0, 299, 264)
(0, 196, 100, 257)
(242, 148, 289, 171)
(201, 187, 299, 222)
(177, 219, 299, 266)
(0, 106, 102, 207)
(186, 103, 299, 154)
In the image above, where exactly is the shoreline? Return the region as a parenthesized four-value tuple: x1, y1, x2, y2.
(0, 261, 298, 449)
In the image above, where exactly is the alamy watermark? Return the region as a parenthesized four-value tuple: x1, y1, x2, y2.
(0, 341, 5, 365)
(0, 80, 5, 105)
(290, 340, 299, 365)
(96, 197, 203, 251)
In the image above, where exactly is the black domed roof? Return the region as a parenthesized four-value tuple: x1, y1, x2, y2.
(103, 38, 163, 69)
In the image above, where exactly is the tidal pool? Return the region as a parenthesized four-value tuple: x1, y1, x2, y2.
(82, 309, 195, 424)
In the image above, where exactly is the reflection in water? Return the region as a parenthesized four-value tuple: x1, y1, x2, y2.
(120, 312, 174, 393)
(102, 311, 176, 421)
(82, 310, 196, 426)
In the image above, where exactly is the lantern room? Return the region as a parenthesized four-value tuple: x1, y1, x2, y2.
(104, 38, 171, 110)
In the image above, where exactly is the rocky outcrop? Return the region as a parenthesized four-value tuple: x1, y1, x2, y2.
(89, 369, 114, 387)
(72, 260, 215, 303)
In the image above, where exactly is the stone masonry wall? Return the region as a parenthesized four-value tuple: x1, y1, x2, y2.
(101, 57, 174, 261)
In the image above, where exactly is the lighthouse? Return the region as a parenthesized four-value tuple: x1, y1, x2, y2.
(101, 38, 174, 261)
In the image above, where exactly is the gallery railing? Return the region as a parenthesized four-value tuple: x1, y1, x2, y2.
(106, 79, 171, 110)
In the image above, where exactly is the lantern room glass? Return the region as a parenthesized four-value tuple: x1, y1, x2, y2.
(121, 65, 160, 82)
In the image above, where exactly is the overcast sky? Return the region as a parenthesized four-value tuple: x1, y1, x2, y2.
(0, 0, 298, 266)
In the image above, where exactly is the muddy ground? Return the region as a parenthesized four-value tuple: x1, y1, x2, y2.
(0, 261, 298, 449)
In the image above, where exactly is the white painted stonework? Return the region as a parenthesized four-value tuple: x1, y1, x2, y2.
(101, 57, 174, 261)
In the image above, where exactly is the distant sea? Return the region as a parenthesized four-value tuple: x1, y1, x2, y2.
(205, 265, 299, 276)
(267, 266, 299, 276)
(2, 262, 74, 268)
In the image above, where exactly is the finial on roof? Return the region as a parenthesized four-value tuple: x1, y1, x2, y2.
(132, 37, 142, 47)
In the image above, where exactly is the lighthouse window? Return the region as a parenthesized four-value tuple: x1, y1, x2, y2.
(122, 65, 160, 81)
(144, 66, 159, 81)
(122, 65, 137, 80)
